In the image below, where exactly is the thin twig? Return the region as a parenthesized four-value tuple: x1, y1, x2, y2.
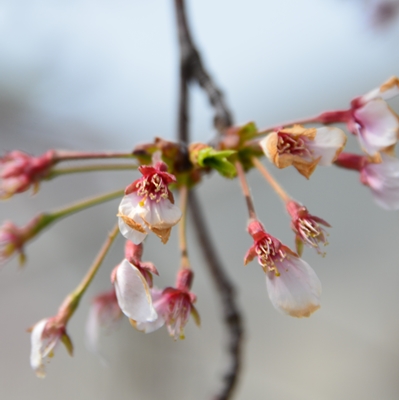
(173, 2, 244, 398)
(189, 190, 244, 400)
(235, 161, 257, 220)
(174, 0, 233, 135)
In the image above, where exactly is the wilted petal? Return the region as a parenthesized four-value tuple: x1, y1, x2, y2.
(354, 99, 399, 155)
(118, 194, 148, 244)
(362, 76, 399, 102)
(266, 256, 321, 318)
(114, 259, 157, 322)
(307, 127, 347, 166)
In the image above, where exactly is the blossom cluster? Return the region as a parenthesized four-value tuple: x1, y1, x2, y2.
(0, 77, 398, 378)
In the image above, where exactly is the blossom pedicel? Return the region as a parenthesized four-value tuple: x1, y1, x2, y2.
(244, 220, 321, 318)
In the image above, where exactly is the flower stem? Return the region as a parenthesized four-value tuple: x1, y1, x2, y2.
(179, 185, 190, 269)
(252, 157, 290, 203)
(235, 161, 257, 220)
(47, 164, 138, 179)
(256, 109, 350, 136)
(25, 189, 124, 241)
(52, 150, 135, 163)
(58, 223, 120, 323)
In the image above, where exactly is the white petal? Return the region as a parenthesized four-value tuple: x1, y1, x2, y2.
(354, 99, 399, 155)
(266, 257, 321, 318)
(85, 303, 102, 356)
(114, 259, 157, 322)
(30, 319, 49, 378)
(307, 127, 347, 165)
(139, 199, 182, 229)
(363, 154, 399, 210)
(134, 315, 166, 333)
(133, 288, 165, 333)
(118, 216, 147, 244)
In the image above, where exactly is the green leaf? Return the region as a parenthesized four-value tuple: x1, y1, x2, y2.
(197, 148, 237, 178)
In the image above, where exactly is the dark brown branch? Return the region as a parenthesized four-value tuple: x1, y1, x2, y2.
(173, 2, 244, 399)
(174, 0, 233, 135)
(189, 190, 244, 400)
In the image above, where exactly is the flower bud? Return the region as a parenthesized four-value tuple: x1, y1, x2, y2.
(0, 150, 54, 199)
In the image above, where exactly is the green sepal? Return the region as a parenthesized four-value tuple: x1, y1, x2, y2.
(197, 148, 237, 178)
(61, 333, 74, 356)
(237, 122, 258, 143)
(295, 236, 304, 257)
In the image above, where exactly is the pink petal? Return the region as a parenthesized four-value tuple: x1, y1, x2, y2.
(354, 99, 399, 155)
(363, 154, 399, 210)
(266, 256, 321, 318)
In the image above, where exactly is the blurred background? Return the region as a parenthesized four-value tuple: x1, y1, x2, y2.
(1, 0, 399, 399)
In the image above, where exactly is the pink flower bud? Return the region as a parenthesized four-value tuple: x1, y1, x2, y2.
(0, 150, 54, 199)
(30, 317, 73, 378)
(245, 220, 321, 317)
(117, 157, 181, 245)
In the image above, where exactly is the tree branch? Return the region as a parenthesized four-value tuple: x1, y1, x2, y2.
(173, 2, 244, 398)
(189, 190, 244, 400)
(174, 0, 233, 135)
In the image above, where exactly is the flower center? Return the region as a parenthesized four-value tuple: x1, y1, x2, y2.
(277, 133, 311, 157)
(298, 218, 327, 254)
(136, 173, 169, 203)
(255, 237, 286, 275)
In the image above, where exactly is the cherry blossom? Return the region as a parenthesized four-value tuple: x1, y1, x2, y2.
(261, 125, 347, 179)
(244, 220, 321, 317)
(319, 77, 399, 155)
(131, 269, 200, 339)
(285, 200, 330, 255)
(117, 158, 181, 244)
(30, 317, 73, 378)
